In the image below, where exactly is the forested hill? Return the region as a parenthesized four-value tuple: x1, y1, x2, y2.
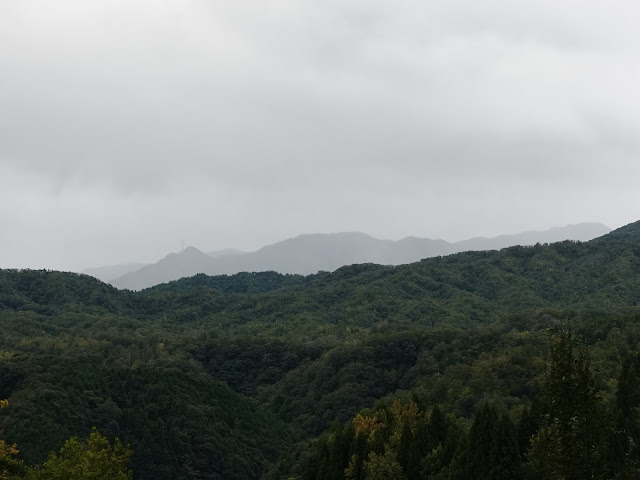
(595, 218, 640, 243)
(1, 221, 640, 479)
(4, 220, 639, 330)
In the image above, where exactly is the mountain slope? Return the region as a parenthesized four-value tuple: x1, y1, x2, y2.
(454, 222, 610, 251)
(207, 232, 454, 275)
(594, 219, 640, 243)
(111, 246, 218, 291)
(82, 262, 148, 282)
(109, 223, 610, 290)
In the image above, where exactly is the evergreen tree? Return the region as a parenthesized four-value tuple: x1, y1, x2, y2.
(363, 448, 405, 480)
(468, 402, 497, 480)
(516, 401, 541, 457)
(346, 432, 368, 480)
(408, 415, 430, 478)
(489, 414, 523, 480)
(446, 433, 471, 480)
(307, 419, 355, 480)
(526, 329, 609, 480)
(428, 406, 447, 451)
(397, 422, 414, 477)
(344, 454, 362, 480)
(609, 353, 640, 477)
(420, 444, 444, 479)
(328, 421, 355, 480)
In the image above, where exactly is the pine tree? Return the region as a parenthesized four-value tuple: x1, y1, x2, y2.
(363, 448, 405, 480)
(609, 353, 640, 477)
(526, 329, 609, 480)
(516, 406, 538, 456)
(489, 414, 524, 480)
(409, 415, 430, 478)
(397, 421, 414, 477)
(428, 405, 447, 450)
(468, 402, 497, 480)
(446, 433, 471, 480)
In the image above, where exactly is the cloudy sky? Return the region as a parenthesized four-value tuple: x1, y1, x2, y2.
(2, 0, 640, 271)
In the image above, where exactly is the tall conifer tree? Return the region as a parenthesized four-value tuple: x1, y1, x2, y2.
(527, 329, 608, 480)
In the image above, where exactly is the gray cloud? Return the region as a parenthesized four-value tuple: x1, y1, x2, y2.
(1, 0, 640, 270)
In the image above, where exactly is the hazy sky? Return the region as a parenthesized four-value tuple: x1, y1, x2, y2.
(2, 0, 640, 271)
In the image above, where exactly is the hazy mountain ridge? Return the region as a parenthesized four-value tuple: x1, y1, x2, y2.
(454, 222, 611, 251)
(82, 262, 148, 282)
(82, 250, 245, 283)
(107, 222, 610, 290)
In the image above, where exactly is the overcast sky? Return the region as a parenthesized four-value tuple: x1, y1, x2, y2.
(2, 0, 640, 271)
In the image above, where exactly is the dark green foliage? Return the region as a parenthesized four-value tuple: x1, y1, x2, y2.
(526, 329, 609, 480)
(609, 354, 640, 476)
(451, 403, 523, 480)
(468, 402, 498, 479)
(26, 428, 132, 480)
(2, 363, 292, 480)
(489, 414, 523, 480)
(515, 405, 539, 457)
(2, 221, 640, 478)
(187, 335, 321, 396)
(143, 271, 306, 295)
(428, 405, 447, 448)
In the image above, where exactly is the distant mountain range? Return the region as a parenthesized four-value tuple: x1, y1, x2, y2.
(82, 262, 148, 283)
(85, 223, 610, 290)
(84, 249, 248, 283)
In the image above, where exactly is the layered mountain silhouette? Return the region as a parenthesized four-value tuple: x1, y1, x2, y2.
(102, 222, 610, 291)
(83, 250, 246, 282)
(82, 262, 148, 283)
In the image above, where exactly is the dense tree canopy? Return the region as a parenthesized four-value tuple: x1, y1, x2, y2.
(1, 221, 640, 478)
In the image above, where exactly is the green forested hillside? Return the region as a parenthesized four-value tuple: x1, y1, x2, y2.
(1, 221, 640, 478)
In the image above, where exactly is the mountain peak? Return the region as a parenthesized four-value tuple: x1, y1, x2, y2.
(180, 246, 206, 256)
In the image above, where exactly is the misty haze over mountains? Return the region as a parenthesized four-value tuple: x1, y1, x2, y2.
(82, 262, 148, 283)
(85, 223, 611, 291)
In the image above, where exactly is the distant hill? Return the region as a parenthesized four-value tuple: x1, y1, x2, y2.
(453, 222, 610, 251)
(82, 262, 148, 282)
(82, 250, 244, 284)
(107, 222, 610, 291)
(110, 246, 219, 291)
